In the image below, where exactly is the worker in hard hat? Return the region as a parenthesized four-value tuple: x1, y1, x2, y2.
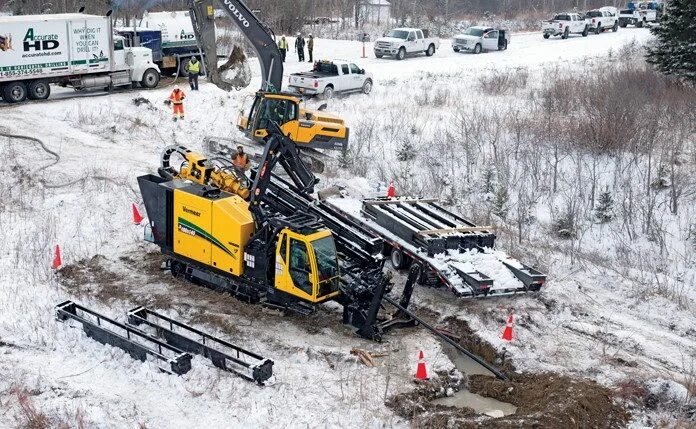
(232, 145, 250, 171)
(277, 36, 288, 62)
(168, 85, 186, 121)
(185, 57, 201, 90)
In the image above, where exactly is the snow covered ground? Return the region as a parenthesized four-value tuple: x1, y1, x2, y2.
(1, 28, 694, 427)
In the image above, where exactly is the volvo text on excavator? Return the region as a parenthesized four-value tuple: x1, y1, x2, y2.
(188, 0, 349, 153)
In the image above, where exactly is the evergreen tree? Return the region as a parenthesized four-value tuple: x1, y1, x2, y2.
(396, 140, 416, 162)
(482, 166, 496, 195)
(595, 188, 614, 223)
(492, 186, 509, 220)
(646, 0, 696, 83)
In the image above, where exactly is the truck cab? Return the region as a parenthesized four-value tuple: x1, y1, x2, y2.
(111, 35, 161, 88)
(288, 60, 373, 99)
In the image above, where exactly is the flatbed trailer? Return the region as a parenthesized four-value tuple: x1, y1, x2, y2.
(325, 197, 546, 298)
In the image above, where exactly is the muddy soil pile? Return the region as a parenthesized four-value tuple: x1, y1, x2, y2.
(385, 316, 629, 428)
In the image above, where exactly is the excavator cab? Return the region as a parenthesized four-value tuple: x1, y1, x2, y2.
(237, 92, 349, 152)
(274, 229, 341, 303)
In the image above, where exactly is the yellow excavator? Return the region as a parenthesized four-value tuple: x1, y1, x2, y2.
(188, 0, 349, 155)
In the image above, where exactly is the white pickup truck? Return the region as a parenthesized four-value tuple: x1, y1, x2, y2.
(374, 28, 439, 60)
(585, 8, 619, 33)
(288, 60, 373, 99)
(619, 3, 658, 27)
(452, 26, 510, 54)
(542, 13, 590, 39)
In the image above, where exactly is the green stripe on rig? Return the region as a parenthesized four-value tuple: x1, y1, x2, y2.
(178, 217, 235, 258)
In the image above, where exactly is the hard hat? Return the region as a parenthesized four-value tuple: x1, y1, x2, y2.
(174, 85, 180, 90)
(237, 145, 244, 151)
(309, 33, 313, 36)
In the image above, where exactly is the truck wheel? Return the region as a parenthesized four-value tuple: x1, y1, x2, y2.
(2, 81, 27, 103)
(562, 27, 570, 39)
(27, 80, 51, 100)
(141, 69, 160, 89)
(178, 60, 189, 77)
(543, 33, 550, 39)
(499, 40, 508, 51)
(637, 19, 644, 28)
(425, 44, 435, 56)
(595, 24, 602, 34)
(322, 85, 334, 99)
(474, 43, 482, 54)
(453, 47, 460, 52)
(582, 26, 589, 37)
(362, 79, 372, 95)
(396, 47, 406, 60)
(620, 21, 627, 28)
(375, 53, 383, 58)
(390, 247, 408, 270)
(613, 21, 619, 32)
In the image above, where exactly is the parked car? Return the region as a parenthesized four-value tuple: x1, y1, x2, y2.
(288, 60, 373, 99)
(542, 13, 589, 39)
(585, 8, 619, 33)
(373, 28, 440, 60)
(452, 26, 510, 54)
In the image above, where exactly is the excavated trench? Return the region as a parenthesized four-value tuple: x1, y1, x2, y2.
(386, 316, 630, 428)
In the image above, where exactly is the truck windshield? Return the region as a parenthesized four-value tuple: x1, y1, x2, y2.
(312, 236, 339, 281)
(386, 30, 409, 39)
(463, 28, 486, 37)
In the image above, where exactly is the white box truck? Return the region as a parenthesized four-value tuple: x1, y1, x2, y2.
(0, 13, 161, 103)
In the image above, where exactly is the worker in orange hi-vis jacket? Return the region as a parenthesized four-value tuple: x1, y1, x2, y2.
(168, 85, 186, 121)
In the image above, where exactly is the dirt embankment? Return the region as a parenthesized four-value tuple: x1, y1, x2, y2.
(386, 315, 629, 428)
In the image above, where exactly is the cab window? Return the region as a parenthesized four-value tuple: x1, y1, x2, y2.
(114, 39, 124, 51)
(289, 239, 313, 295)
(416, 30, 423, 39)
(349, 63, 361, 74)
(341, 64, 349, 74)
(258, 98, 297, 129)
(408, 31, 416, 40)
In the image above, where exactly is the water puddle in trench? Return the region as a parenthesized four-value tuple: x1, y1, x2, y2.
(431, 342, 517, 417)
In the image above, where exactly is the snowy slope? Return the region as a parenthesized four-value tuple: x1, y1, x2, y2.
(1, 27, 693, 427)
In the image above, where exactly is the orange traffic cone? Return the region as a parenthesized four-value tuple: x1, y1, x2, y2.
(386, 181, 396, 198)
(51, 245, 62, 270)
(501, 314, 514, 342)
(132, 203, 144, 225)
(415, 350, 428, 380)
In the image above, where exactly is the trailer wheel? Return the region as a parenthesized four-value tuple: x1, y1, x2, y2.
(2, 81, 27, 103)
(543, 33, 550, 39)
(27, 80, 51, 100)
(620, 21, 627, 28)
(390, 247, 408, 270)
(636, 19, 644, 28)
(141, 68, 160, 89)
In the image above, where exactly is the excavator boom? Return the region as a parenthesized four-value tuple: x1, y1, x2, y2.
(189, 0, 283, 91)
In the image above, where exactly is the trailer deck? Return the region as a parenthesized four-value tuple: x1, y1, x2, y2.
(325, 197, 546, 298)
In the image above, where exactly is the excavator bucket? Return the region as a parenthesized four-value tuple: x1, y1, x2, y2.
(218, 46, 252, 89)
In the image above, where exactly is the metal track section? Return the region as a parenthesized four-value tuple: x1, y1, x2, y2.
(55, 301, 192, 375)
(127, 307, 273, 384)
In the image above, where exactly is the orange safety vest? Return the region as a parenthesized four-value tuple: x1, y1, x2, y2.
(232, 152, 249, 168)
(169, 89, 185, 104)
